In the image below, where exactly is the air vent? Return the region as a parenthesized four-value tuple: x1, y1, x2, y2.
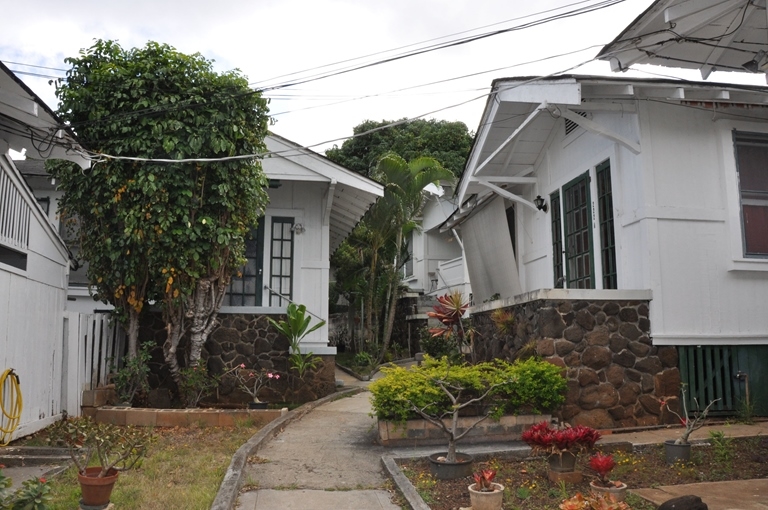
(564, 111, 587, 136)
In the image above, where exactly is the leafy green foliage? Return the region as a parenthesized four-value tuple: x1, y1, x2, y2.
(368, 356, 566, 423)
(177, 360, 220, 407)
(0, 467, 52, 510)
(113, 342, 151, 404)
(267, 303, 325, 379)
(325, 118, 473, 178)
(50, 40, 271, 361)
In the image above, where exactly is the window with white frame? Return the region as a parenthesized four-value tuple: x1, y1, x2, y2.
(733, 132, 768, 258)
(0, 164, 30, 271)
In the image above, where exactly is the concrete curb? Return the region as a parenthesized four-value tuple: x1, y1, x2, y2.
(381, 456, 430, 510)
(210, 387, 367, 510)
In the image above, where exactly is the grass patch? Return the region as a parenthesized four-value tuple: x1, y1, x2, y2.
(46, 421, 262, 509)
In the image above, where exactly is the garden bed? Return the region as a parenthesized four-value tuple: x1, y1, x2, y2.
(378, 414, 551, 446)
(84, 405, 288, 427)
(397, 436, 768, 510)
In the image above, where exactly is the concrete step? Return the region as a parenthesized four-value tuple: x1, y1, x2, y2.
(0, 446, 71, 467)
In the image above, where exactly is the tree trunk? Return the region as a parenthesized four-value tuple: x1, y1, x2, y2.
(187, 274, 228, 364)
(378, 230, 403, 364)
(126, 307, 140, 360)
(364, 250, 378, 348)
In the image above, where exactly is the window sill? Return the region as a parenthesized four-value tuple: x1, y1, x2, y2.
(728, 258, 768, 272)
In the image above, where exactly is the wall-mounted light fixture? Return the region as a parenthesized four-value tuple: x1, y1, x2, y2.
(533, 195, 548, 213)
(291, 223, 305, 235)
(742, 50, 766, 73)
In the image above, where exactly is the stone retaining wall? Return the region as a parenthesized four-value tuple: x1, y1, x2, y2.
(140, 312, 336, 405)
(472, 295, 680, 429)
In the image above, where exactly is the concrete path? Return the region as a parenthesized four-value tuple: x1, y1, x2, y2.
(633, 479, 768, 510)
(235, 374, 402, 510)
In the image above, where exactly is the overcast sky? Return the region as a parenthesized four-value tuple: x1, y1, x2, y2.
(2, 0, 766, 154)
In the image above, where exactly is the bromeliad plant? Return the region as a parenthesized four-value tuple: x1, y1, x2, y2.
(522, 421, 601, 457)
(427, 291, 473, 359)
(472, 469, 498, 492)
(589, 453, 619, 488)
(222, 362, 281, 403)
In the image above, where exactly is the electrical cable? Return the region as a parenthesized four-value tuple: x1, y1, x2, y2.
(0, 368, 23, 446)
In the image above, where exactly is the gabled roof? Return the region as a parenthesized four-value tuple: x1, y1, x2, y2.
(598, 0, 768, 80)
(450, 74, 768, 227)
(0, 61, 88, 168)
(264, 134, 384, 252)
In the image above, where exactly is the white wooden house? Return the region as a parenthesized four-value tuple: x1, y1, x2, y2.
(449, 75, 768, 424)
(0, 61, 90, 440)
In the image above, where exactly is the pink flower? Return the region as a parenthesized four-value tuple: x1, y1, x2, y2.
(239, 364, 245, 368)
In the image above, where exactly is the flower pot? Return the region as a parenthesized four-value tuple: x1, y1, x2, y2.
(468, 482, 505, 510)
(547, 451, 577, 472)
(78, 467, 118, 507)
(248, 401, 269, 409)
(427, 452, 474, 480)
(664, 439, 691, 464)
(589, 480, 628, 502)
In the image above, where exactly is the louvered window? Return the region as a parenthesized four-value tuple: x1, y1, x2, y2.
(564, 111, 587, 137)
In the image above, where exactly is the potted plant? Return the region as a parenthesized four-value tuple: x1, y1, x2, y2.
(560, 491, 631, 510)
(659, 387, 720, 464)
(48, 416, 152, 507)
(468, 468, 504, 510)
(588, 452, 627, 501)
(223, 362, 281, 408)
(522, 421, 601, 473)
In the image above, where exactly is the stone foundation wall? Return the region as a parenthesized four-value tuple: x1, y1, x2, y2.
(140, 312, 336, 405)
(472, 297, 680, 429)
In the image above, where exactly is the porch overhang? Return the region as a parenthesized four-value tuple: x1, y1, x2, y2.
(597, 0, 768, 81)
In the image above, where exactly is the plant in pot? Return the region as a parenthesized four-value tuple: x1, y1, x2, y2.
(48, 416, 153, 507)
(370, 356, 567, 480)
(112, 342, 151, 406)
(522, 421, 601, 479)
(222, 361, 281, 408)
(659, 386, 720, 464)
(588, 452, 627, 501)
(267, 303, 325, 381)
(560, 491, 630, 510)
(468, 468, 504, 510)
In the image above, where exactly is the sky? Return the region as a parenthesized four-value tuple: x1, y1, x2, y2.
(2, 0, 767, 155)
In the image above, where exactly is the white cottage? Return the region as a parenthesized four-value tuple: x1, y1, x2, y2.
(0, 62, 88, 440)
(450, 75, 768, 426)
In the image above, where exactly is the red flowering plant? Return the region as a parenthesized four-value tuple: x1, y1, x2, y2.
(522, 421, 601, 456)
(658, 385, 720, 444)
(471, 469, 498, 492)
(589, 452, 619, 488)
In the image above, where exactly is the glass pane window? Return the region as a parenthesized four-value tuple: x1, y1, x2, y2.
(734, 133, 768, 257)
(596, 160, 617, 289)
(224, 220, 265, 306)
(269, 217, 295, 306)
(563, 172, 594, 289)
(550, 191, 564, 287)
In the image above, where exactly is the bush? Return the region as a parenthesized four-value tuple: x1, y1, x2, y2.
(418, 326, 461, 361)
(369, 356, 566, 422)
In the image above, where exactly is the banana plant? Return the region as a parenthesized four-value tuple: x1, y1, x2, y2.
(268, 303, 326, 379)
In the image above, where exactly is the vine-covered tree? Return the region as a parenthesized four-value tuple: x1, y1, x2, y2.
(325, 119, 473, 178)
(51, 40, 270, 379)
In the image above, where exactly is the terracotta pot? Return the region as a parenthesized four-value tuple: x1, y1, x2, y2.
(547, 451, 577, 472)
(427, 452, 474, 480)
(468, 482, 504, 510)
(78, 467, 118, 507)
(589, 480, 628, 502)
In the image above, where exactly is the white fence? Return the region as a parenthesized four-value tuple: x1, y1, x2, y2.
(63, 311, 124, 416)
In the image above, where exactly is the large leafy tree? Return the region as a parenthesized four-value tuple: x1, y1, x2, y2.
(325, 119, 473, 178)
(51, 40, 270, 377)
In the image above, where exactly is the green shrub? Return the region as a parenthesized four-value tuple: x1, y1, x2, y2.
(369, 356, 565, 422)
(418, 327, 461, 362)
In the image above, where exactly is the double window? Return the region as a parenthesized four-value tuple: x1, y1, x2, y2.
(733, 132, 768, 258)
(224, 216, 295, 307)
(550, 160, 616, 289)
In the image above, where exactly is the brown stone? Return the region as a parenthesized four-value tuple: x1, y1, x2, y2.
(539, 307, 567, 338)
(619, 323, 642, 341)
(595, 311, 607, 325)
(627, 341, 651, 357)
(618, 382, 642, 406)
(537, 338, 555, 356)
(605, 365, 625, 387)
(571, 408, 615, 429)
(573, 301, 588, 311)
(602, 302, 620, 315)
(605, 316, 620, 332)
(638, 317, 651, 333)
(660, 396, 682, 424)
(635, 356, 663, 374)
(617, 417, 638, 428)
(558, 301, 573, 313)
(641, 373, 655, 392)
(582, 346, 612, 370)
(639, 393, 662, 415)
(654, 368, 681, 397)
(563, 351, 582, 367)
(554, 340, 575, 356)
(578, 368, 600, 387)
(609, 334, 629, 353)
(579, 383, 619, 409)
(561, 404, 581, 420)
(575, 309, 595, 331)
(636, 414, 660, 427)
(658, 346, 679, 368)
(211, 327, 240, 344)
(618, 307, 638, 322)
(565, 380, 581, 405)
(546, 357, 566, 369)
(638, 335, 653, 346)
(205, 339, 222, 356)
(613, 349, 636, 368)
(563, 325, 585, 343)
(608, 405, 627, 420)
(625, 368, 642, 382)
(586, 327, 610, 346)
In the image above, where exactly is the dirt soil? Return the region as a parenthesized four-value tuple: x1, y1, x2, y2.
(398, 436, 768, 510)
